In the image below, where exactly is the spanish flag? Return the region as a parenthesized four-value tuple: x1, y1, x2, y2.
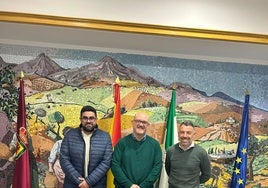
(107, 77, 122, 188)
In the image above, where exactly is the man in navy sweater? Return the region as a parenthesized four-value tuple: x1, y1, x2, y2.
(60, 106, 113, 188)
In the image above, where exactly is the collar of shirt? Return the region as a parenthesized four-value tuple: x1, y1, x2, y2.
(179, 142, 195, 151)
(81, 128, 93, 138)
(132, 133, 146, 142)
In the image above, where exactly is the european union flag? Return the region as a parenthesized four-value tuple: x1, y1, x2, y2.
(230, 94, 250, 188)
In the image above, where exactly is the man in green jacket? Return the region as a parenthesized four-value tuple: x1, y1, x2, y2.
(111, 112, 162, 188)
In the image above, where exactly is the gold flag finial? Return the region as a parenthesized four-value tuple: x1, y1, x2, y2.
(20, 71, 24, 79)
(115, 77, 120, 84)
(244, 89, 249, 95)
(172, 83, 177, 89)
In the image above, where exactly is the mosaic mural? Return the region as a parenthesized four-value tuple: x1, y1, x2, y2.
(0, 44, 268, 187)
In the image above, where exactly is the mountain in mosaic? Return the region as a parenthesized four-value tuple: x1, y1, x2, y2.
(12, 53, 65, 76)
(47, 55, 165, 87)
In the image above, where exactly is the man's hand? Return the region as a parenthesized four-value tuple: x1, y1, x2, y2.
(78, 177, 90, 188)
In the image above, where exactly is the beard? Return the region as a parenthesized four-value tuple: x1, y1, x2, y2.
(82, 123, 96, 133)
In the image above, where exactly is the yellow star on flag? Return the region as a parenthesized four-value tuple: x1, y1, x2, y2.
(238, 178, 244, 185)
(241, 148, 247, 154)
(236, 157, 242, 163)
(234, 168, 240, 174)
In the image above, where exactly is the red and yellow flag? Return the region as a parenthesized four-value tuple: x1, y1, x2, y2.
(12, 72, 31, 188)
(111, 77, 121, 146)
(107, 77, 122, 188)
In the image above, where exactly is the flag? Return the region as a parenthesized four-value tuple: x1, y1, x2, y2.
(107, 78, 122, 188)
(12, 74, 31, 188)
(158, 89, 178, 187)
(230, 93, 250, 188)
(111, 80, 121, 146)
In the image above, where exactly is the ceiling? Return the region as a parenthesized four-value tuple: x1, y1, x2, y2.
(1, 20, 268, 66)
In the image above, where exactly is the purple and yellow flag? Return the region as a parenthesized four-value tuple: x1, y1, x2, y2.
(12, 73, 31, 188)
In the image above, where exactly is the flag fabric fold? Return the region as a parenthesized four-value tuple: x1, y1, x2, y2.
(12, 78, 31, 188)
(107, 81, 121, 188)
(230, 94, 250, 188)
(158, 89, 178, 188)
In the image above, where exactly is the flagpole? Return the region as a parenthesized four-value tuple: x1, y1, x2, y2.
(230, 90, 250, 188)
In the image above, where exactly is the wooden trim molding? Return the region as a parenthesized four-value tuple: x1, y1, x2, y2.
(1, 11, 268, 45)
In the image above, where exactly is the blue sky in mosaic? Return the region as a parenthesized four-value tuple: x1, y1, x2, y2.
(1, 43, 267, 111)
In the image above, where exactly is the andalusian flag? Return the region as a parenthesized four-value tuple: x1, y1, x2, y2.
(158, 89, 178, 187)
(231, 92, 250, 188)
(107, 77, 122, 188)
(12, 72, 31, 188)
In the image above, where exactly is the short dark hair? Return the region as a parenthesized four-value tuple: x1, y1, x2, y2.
(180, 121, 194, 127)
(80, 106, 97, 117)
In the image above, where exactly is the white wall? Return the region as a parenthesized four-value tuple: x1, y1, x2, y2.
(1, 0, 268, 34)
